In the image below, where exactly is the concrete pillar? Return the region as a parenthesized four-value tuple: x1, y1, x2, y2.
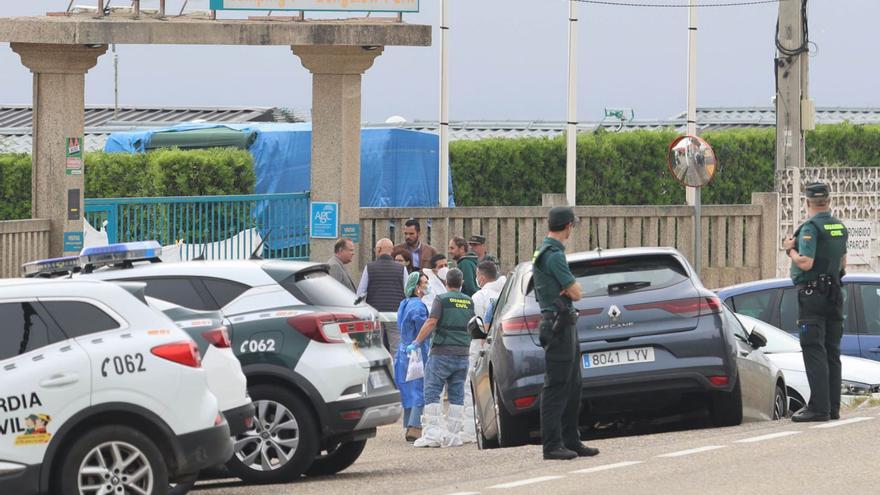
(293, 45, 383, 263)
(10, 43, 107, 257)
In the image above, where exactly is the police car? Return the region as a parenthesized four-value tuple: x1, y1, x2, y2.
(24, 244, 255, 438)
(74, 242, 402, 484)
(0, 278, 232, 495)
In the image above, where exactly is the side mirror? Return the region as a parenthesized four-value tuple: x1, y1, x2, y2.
(468, 316, 487, 339)
(748, 329, 768, 349)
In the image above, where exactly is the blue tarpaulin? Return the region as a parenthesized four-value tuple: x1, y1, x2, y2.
(104, 123, 455, 207)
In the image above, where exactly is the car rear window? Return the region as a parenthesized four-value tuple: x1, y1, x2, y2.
(279, 269, 359, 307)
(570, 255, 689, 298)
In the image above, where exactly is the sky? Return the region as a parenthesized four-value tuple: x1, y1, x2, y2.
(1, 0, 878, 124)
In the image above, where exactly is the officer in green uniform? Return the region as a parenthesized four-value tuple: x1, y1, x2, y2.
(783, 182, 848, 423)
(533, 206, 599, 460)
(408, 268, 475, 447)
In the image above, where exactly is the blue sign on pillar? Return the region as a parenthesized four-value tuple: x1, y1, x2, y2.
(310, 202, 339, 239)
(340, 224, 361, 244)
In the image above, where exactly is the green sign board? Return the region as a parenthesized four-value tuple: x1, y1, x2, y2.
(209, 0, 418, 12)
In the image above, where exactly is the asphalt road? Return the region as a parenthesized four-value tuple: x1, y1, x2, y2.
(192, 403, 880, 495)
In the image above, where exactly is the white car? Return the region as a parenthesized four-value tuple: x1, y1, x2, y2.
(0, 278, 232, 495)
(737, 314, 880, 412)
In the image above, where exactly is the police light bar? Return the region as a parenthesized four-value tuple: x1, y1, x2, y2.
(21, 256, 81, 278)
(80, 241, 163, 272)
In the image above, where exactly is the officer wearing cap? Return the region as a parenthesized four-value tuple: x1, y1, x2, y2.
(783, 182, 848, 422)
(468, 234, 499, 267)
(532, 206, 599, 460)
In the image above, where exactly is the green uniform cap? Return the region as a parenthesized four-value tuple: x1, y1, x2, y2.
(548, 206, 578, 231)
(805, 182, 830, 199)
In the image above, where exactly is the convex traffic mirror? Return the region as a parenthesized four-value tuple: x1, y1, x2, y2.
(667, 135, 718, 188)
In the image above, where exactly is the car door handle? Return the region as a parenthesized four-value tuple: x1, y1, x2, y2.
(40, 373, 79, 388)
(870, 347, 880, 353)
(739, 351, 749, 357)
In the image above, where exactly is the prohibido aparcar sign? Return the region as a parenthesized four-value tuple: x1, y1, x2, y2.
(209, 0, 419, 12)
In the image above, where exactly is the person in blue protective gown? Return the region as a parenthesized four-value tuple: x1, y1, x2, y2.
(395, 271, 432, 442)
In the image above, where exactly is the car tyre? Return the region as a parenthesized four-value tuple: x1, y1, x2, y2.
(772, 384, 787, 420)
(473, 382, 499, 450)
(226, 385, 319, 484)
(59, 425, 168, 495)
(493, 379, 530, 447)
(710, 376, 743, 427)
(305, 439, 367, 477)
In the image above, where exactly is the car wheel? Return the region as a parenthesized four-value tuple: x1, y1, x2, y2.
(787, 387, 806, 414)
(59, 425, 168, 495)
(772, 384, 787, 420)
(493, 379, 530, 447)
(226, 385, 319, 484)
(305, 439, 367, 477)
(473, 382, 498, 450)
(709, 376, 743, 427)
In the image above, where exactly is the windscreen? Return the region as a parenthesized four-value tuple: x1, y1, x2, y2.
(280, 269, 360, 307)
(569, 255, 690, 298)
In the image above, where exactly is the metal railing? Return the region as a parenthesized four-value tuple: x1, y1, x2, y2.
(67, 1, 407, 21)
(85, 192, 310, 261)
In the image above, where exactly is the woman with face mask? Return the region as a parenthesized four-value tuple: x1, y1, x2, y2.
(395, 271, 432, 442)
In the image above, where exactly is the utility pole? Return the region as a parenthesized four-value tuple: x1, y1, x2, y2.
(775, 0, 813, 227)
(439, 0, 450, 207)
(565, 0, 578, 206)
(686, 0, 701, 273)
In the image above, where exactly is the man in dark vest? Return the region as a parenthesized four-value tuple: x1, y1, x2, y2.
(357, 237, 408, 351)
(407, 268, 474, 448)
(448, 236, 479, 296)
(533, 206, 599, 460)
(783, 182, 848, 422)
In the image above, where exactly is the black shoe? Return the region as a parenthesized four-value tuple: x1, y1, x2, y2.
(792, 409, 830, 422)
(566, 444, 600, 457)
(830, 410, 840, 420)
(543, 447, 578, 460)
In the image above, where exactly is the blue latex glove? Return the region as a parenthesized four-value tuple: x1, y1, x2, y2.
(406, 343, 418, 353)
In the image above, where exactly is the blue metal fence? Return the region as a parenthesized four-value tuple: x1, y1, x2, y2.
(84, 193, 310, 260)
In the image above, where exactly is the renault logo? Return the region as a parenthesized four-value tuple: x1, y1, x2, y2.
(608, 305, 622, 322)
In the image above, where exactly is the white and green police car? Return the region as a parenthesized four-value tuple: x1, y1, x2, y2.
(77, 243, 402, 484)
(0, 278, 232, 495)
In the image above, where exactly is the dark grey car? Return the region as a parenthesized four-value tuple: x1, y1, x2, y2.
(470, 247, 786, 448)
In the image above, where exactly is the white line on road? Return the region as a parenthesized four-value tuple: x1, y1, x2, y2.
(811, 417, 874, 429)
(489, 476, 565, 489)
(570, 461, 644, 474)
(733, 431, 802, 443)
(656, 445, 727, 458)
(445, 492, 480, 495)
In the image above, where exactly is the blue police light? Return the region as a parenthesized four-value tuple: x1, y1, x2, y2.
(80, 241, 163, 272)
(21, 256, 81, 278)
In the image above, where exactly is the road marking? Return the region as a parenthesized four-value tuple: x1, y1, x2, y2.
(656, 445, 727, 458)
(733, 431, 802, 443)
(570, 461, 644, 474)
(489, 476, 565, 489)
(445, 492, 480, 495)
(811, 417, 874, 429)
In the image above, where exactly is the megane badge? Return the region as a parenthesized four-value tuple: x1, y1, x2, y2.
(608, 305, 622, 321)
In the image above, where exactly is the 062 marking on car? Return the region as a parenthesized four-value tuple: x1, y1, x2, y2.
(101, 354, 146, 377)
(240, 339, 277, 354)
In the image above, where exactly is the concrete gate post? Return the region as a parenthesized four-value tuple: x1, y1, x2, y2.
(293, 45, 383, 263)
(10, 43, 107, 257)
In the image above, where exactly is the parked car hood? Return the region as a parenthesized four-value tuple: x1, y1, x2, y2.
(767, 352, 880, 385)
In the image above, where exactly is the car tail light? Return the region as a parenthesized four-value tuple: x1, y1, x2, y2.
(151, 341, 201, 367)
(514, 395, 537, 409)
(214, 413, 224, 426)
(201, 326, 231, 348)
(340, 409, 363, 421)
(287, 313, 374, 344)
(500, 315, 542, 335)
(709, 375, 729, 386)
(625, 296, 722, 318)
(579, 308, 603, 317)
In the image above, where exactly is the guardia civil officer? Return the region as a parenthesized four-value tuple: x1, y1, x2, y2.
(533, 206, 599, 460)
(783, 182, 848, 423)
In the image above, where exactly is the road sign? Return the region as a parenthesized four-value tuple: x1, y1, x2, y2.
(310, 202, 338, 239)
(209, 0, 419, 12)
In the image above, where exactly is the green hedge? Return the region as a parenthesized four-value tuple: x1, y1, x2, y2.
(0, 148, 255, 220)
(450, 123, 880, 206)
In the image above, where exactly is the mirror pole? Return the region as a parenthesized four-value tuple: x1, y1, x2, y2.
(438, 0, 450, 208)
(686, 0, 700, 274)
(565, 0, 578, 207)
